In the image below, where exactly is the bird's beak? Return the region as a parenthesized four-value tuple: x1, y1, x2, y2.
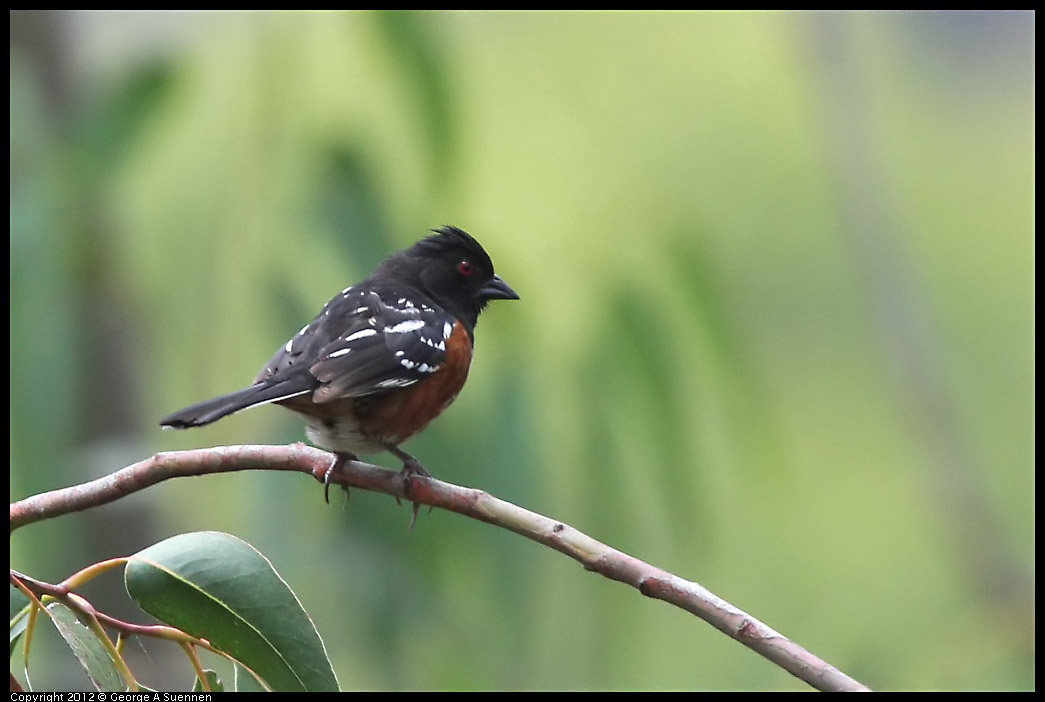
(479, 275, 519, 301)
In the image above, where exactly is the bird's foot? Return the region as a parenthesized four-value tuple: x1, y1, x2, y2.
(384, 444, 434, 528)
(323, 452, 357, 507)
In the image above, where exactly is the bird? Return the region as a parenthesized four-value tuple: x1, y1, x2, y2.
(160, 225, 518, 503)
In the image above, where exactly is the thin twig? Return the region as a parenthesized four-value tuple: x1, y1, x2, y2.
(9, 444, 871, 691)
(11, 569, 270, 690)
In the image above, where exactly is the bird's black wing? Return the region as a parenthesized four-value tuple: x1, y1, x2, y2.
(257, 286, 456, 404)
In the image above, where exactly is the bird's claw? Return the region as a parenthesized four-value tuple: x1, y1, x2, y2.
(397, 460, 432, 529)
(323, 453, 354, 507)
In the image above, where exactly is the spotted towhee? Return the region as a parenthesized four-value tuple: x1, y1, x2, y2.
(160, 226, 518, 497)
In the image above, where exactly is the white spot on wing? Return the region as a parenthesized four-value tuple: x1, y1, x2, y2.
(443, 322, 454, 339)
(343, 328, 378, 342)
(328, 347, 352, 358)
(386, 319, 425, 334)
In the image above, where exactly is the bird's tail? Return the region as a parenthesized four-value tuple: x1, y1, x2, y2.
(159, 379, 312, 429)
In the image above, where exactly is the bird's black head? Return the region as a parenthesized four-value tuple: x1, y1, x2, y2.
(372, 226, 518, 329)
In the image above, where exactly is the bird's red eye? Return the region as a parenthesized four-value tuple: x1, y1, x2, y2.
(457, 260, 474, 276)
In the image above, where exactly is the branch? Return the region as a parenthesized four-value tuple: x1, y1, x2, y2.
(9, 444, 871, 692)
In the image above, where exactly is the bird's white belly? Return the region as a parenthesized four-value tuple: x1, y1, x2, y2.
(303, 415, 386, 455)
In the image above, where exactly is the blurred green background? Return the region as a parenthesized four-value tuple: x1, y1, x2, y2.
(9, 10, 1034, 692)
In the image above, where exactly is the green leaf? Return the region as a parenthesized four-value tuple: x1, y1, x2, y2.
(234, 661, 270, 692)
(191, 669, 223, 693)
(10, 586, 31, 657)
(46, 602, 125, 692)
(124, 531, 338, 692)
(9, 585, 30, 620)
